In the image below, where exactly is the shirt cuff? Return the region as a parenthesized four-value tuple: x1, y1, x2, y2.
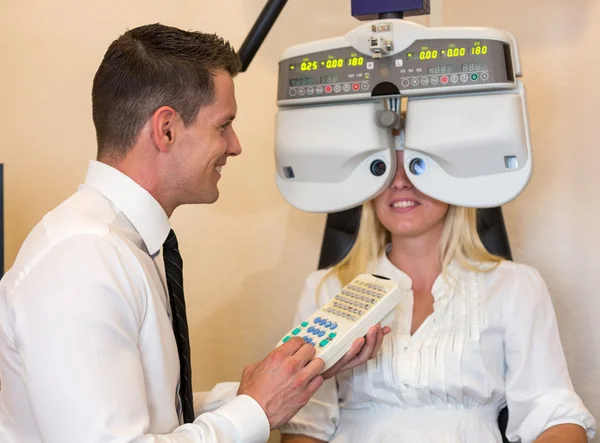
(194, 382, 240, 416)
(212, 394, 270, 443)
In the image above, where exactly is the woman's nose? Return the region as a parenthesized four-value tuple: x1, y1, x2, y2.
(390, 163, 413, 191)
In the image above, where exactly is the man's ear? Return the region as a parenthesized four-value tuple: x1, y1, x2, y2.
(150, 106, 179, 153)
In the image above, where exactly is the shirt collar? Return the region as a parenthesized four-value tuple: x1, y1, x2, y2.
(375, 244, 462, 301)
(83, 160, 170, 255)
(375, 249, 413, 292)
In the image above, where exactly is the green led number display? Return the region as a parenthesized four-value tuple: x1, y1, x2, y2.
(446, 47, 466, 57)
(347, 56, 364, 66)
(325, 59, 344, 69)
(419, 50, 439, 60)
(470, 45, 488, 55)
(300, 61, 318, 71)
(298, 54, 370, 71)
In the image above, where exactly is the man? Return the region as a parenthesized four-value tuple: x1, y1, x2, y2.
(0, 24, 389, 442)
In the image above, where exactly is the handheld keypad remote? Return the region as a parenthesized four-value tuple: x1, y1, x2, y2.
(277, 274, 401, 372)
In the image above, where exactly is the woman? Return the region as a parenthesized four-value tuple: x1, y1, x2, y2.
(280, 151, 595, 443)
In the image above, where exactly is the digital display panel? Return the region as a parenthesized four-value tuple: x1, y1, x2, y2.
(280, 37, 509, 102)
(444, 44, 488, 58)
(407, 43, 490, 60)
(288, 43, 489, 73)
(289, 55, 366, 72)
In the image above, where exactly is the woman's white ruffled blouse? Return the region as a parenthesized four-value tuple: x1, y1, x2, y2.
(280, 255, 596, 443)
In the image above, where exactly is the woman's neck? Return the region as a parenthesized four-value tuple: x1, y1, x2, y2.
(387, 228, 443, 293)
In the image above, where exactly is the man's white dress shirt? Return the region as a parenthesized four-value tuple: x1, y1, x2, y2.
(0, 161, 269, 443)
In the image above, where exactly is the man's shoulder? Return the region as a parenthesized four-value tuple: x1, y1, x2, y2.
(44, 185, 120, 239)
(8, 186, 124, 277)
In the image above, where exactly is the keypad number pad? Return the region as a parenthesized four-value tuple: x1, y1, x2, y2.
(281, 276, 392, 350)
(282, 316, 340, 347)
(323, 280, 390, 321)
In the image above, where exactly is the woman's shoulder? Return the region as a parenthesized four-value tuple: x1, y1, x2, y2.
(295, 268, 343, 317)
(485, 260, 543, 284)
(481, 259, 551, 306)
(301, 268, 332, 289)
(488, 259, 544, 281)
(301, 268, 343, 299)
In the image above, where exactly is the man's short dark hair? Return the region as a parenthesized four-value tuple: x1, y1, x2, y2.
(92, 23, 241, 160)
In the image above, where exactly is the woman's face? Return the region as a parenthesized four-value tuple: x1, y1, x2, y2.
(374, 150, 449, 239)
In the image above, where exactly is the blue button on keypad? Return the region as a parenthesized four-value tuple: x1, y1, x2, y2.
(308, 326, 314, 333)
(319, 319, 327, 326)
(318, 330, 325, 337)
(330, 323, 338, 330)
(314, 317, 321, 324)
(313, 328, 320, 335)
(325, 321, 332, 328)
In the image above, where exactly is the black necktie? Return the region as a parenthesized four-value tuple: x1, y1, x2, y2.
(163, 229, 195, 423)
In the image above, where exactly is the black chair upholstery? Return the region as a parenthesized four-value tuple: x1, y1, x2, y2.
(316, 206, 511, 443)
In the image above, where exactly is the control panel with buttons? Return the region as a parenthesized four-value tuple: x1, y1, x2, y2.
(278, 30, 516, 104)
(277, 274, 402, 372)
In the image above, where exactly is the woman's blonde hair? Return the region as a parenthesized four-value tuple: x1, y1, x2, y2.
(322, 201, 504, 289)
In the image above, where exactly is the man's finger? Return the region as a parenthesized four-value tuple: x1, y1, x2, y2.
(300, 356, 325, 381)
(276, 336, 307, 354)
(291, 342, 317, 367)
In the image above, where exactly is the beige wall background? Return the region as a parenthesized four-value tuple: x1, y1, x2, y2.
(0, 0, 598, 441)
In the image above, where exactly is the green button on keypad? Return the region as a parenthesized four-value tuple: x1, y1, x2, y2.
(319, 339, 329, 347)
(292, 328, 301, 335)
(301, 321, 309, 327)
(329, 333, 337, 339)
(283, 336, 291, 343)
